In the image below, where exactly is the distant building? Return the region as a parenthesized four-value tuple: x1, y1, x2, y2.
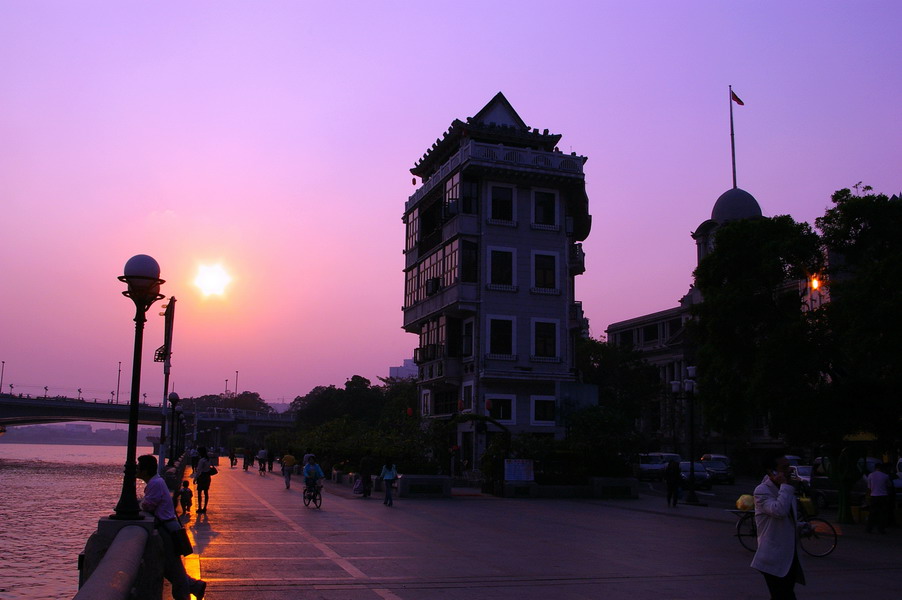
(606, 186, 822, 455)
(388, 359, 418, 380)
(402, 93, 593, 471)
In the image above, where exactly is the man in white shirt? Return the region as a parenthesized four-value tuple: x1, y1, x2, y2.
(138, 454, 207, 600)
(751, 454, 805, 599)
(866, 462, 891, 534)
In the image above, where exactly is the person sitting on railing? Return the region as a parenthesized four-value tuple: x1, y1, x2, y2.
(137, 454, 206, 600)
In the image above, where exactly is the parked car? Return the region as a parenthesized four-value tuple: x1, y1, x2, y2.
(785, 455, 802, 466)
(807, 474, 868, 509)
(679, 461, 712, 490)
(649, 452, 682, 464)
(703, 460, 735, 484)
(633, 454, 667, 481)
(791, 465, 813, 485)
(700, 453, 731, 466)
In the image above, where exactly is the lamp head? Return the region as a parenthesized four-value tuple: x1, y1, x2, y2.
(168, 392, 180, 407)
(119, 254, 165, 310)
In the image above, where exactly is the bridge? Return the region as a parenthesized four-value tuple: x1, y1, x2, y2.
(0, 394, 294, 436)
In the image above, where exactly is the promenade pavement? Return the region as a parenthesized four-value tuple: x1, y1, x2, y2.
(180, 465, 902, 599)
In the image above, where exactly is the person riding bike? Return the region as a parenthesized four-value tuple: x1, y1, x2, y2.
(303, 455, 325, 493)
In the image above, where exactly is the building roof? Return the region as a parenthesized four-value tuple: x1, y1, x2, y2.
(410, 92, 564, 178)
(711, 187, 762, 223)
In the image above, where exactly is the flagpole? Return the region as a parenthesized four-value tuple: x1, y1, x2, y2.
(729, 85, 737, 189)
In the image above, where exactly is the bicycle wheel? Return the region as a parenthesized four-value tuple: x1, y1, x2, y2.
(800, 518, 837, 557)
(313, 488, 322, 508)
(736, 513, 758, 552)
(303, 489, 312, 507)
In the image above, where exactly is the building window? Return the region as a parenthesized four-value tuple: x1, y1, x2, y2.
(462, 319, 474, 358)
(487, 394, 515, 423)
(642, 324, 659, 343)
(533, 191, 557, 226)
(462, 180, 479, 214)
(490, 186, 514, 221)
(461, 241, 478, 283)
(490, 249, 514, 286)
(421, 390, 431, 417)
(489, 318, 514, 356)
(533, 253, 557, 290)
(462, 384, 473, 411)
(531, 396, 556, 425)
(532, 320, 558, 359)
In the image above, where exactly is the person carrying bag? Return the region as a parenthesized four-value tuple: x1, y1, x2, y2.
(138, 454, 207, 600)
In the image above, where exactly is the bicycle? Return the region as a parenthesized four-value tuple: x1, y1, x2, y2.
(731, 510, 837, 557)
(303, 482, 322, 508)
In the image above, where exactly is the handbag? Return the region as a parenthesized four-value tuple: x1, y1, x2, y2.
(161, 519, 194, 556)
(208, 466, 218, 476)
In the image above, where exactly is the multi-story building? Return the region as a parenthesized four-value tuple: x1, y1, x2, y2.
(402, 93, 592, 470)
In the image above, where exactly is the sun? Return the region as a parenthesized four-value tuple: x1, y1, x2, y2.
(194, 264, 232, 296)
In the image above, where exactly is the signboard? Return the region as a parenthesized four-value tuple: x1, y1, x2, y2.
(504, 458, 534, 482)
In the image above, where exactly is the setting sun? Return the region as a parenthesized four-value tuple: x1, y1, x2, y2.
(194, 264, 232, 296)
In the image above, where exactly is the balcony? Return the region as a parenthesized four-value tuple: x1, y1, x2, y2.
(569, 243, 585, 275)
(406, 140, 586, 211)
(403, 283, 479, 330)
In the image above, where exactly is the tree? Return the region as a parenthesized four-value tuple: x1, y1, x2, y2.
(691, 215, 826, 444)
(816, 186, 902, 443)
(572, 337, 660, 471)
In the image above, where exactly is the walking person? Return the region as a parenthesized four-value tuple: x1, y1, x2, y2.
(257, 448, 267, 476)
(380, 458, 398, 507)
(664, 458, 681, 508)
(267, 449, 275, 472)
(358, 456, 374, 499)
(177, 480, 193, 519)
(243, 449, 253, 471)
(751, 453, 805, 599)
(866, 462, 891, 534)
(228, 448, 236, 468)
(192, 446, 213, 514)
(137, 454, 207, 600)
(281, 451, 297, 489)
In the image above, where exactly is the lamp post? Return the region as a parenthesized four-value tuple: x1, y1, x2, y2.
(111, 254, 164, 520)
(0, 361, 5, 395)
(175, 405, 184, 458)
(116, 361, 122, 404)
(671, 366, 704, 506)
(167, 392, 180, 466)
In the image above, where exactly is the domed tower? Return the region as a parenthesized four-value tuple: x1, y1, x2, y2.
(691, 186, 762, 265)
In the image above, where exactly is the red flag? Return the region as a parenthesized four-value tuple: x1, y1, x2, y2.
(731, 91, 745, 106)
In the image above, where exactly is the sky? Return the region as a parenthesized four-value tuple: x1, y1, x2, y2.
(2, 1, 900, 405)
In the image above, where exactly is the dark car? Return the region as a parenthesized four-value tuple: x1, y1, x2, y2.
(679, 461, 712, 490)
(703, 460, 735, 485)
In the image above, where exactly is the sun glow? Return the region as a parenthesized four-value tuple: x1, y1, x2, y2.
(194, 264, 232, 296)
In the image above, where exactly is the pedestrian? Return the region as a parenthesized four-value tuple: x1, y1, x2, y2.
(866, 462, 891, 534)
(664, 458, 681, 508)
(228, 448, 236, 468)
(192, 446, 213, 514)
(380, 458, 397, 507)
(751, 453, 805, 599)
(257, 448, 268, 476)
(281, 451, 297, 489)
(267, 449, 275, 472)
(137, 454, 207, 600)
(189, 446, 199, 471)
(178, 480, 193, 518)
(243, 449, 252, 471)
(358, 456, 374, 499)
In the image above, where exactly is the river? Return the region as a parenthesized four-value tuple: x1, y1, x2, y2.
(0, 442, 156, 600)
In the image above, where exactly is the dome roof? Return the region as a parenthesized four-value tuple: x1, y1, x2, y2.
(711, 187, 762, 223)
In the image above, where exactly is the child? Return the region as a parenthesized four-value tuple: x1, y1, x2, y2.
(178, 480, 193, 517)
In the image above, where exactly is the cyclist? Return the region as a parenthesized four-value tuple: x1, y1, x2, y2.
(303, 455, 325, 494)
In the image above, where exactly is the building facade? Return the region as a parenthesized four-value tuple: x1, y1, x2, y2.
(402, 93, 592, 471)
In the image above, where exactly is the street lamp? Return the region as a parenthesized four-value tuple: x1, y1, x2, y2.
(671, 366, 705, 506)
(111, 254, 165, 520)
(167, 392, 180, 466)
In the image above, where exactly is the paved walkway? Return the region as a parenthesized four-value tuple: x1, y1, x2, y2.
(180, 465, 902, 599)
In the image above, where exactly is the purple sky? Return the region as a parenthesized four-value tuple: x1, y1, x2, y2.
(2, 2, 900, 404)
